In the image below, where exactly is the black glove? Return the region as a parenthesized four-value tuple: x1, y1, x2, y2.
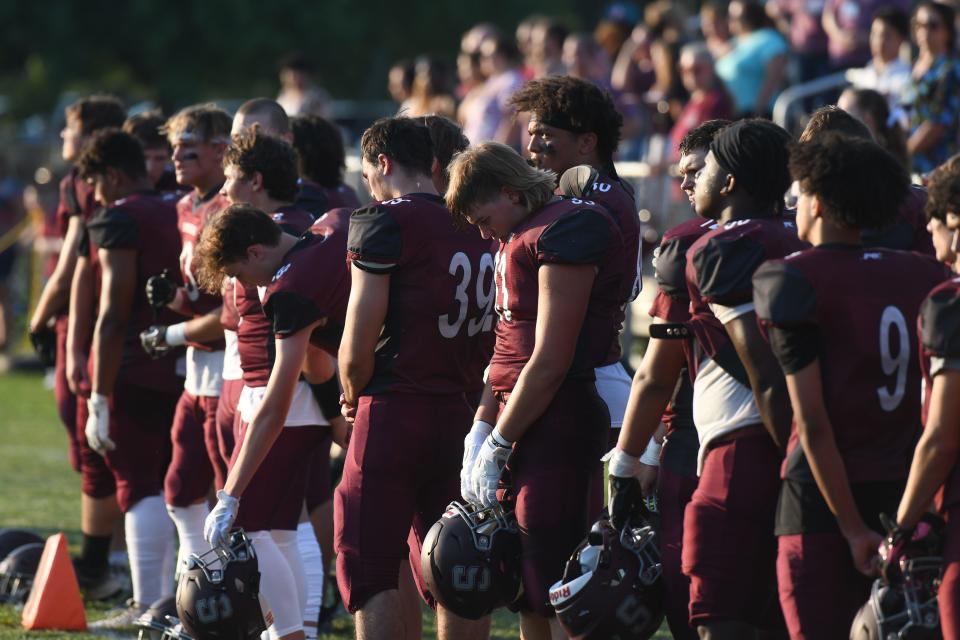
(145, 269, 177, 309)
(29, 328, 56, 367)
(309, 377, 342, 421)
(608, 475, 644, 531)
(139, 325, 170, 359)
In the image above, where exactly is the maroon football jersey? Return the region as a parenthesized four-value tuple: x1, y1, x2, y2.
(488, 196, 624, 393)
(323, 183, 363, 211)
(588, 172, 640, 365)
(262, 229, 350, 358)
(861, 185, 935, 256)
(176, 188, 229, 317)
(234, 205, 318, 387)
(310, 207, 351, 238)
(55, 169, 97, 238)
(684, 216, 806, 383)
(918, 277, 960, 508)
(346, 193, 494, 395)
(755, 246, 949, 484)
(84, 191, 183, 392)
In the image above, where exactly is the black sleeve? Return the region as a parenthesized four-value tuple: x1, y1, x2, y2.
(347, 205, 402, 273)
(86, 208, 139, 250)
(767, 325, 819, 374)
(75, 222, 90, 258)
(692, 233, 766, 306)
(921, 286, 960, 357)
(537, 208, 616, 265)
(265, 291, 322, 338)
(753, 260, 819, 373)
(309, 377, 342, 420)
(654, 236, 695, 301)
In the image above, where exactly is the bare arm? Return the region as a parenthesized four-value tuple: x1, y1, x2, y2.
(30, 215, 83, 332)
(224, 324, 316, 498)
(474, 381, 499, 425)
(908, 122, 949, 158)
(92, 248, 137, 396)
(66, 254, 95, 395)
(338, 265, 389, 406)
(726, 311, 792, 450)
(181, 307, 223, 343)
(897, 369, 960, 528)
(617, 317, 686, 456)
(494, 263, 595, 442)
(755, 53, 788, 115)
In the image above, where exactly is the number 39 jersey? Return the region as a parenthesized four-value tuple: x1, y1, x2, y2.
(754, 245, 949, 483)
(346, 193, 495, 396)
(489, 197, 624, 394)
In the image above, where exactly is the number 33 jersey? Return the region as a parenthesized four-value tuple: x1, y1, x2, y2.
(753, 245, 950, 483)
(347, 193, 495, 396)
(488, 197, 624, 394)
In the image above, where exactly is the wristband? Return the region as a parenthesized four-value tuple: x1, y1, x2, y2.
(473, 420, 494, 434)
(490, 428, 513, 448)
(603, 447, 641, 478)
(640, 439, 662, 467)
(165, 322, 188, 346)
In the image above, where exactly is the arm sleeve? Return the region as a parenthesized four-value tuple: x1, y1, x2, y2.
(920, 285, 960, 358)
(536, 208, 616, 265)
(347, 205, 402, 274)
(86, 208, 139, 250)
(264, 291, 322, 339)
(753, 260, 819, 373)
(654, 235, 695, 302)
(309, 377, 342, 420)
(692, 232, 767, 306)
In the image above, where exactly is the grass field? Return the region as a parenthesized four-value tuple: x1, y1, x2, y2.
(0, 370, 672, 639)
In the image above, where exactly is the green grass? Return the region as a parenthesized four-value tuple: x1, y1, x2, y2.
(0, 371, 672, 639)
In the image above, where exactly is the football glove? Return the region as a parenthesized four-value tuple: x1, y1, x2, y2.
(145, 269, 177, 309)
(604, 447, 643, 530)
(471, 430, 512, 508)
(140, 325, 171, 359)
(461, 420, 494, 502)
(29, 328, 56, 368)
(204, 490, 240, 548)
(85, 393, 115, 455)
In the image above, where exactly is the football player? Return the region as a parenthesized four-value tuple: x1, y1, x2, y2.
(290, 114, 363, 212)
(681, 119, 803, 639)
(71, 129, 182, 625)
(607, 120, 730, 640)
(29, 95, 126, 599)
(891, 156, 960, 639)
(142, 104, 231, 579)
(195, 201, 348, 640)
(122, 111, 181, 192)
(448, 141, 624, 640)
(336, 117, 493, 640)
(754, 133, 950, 639)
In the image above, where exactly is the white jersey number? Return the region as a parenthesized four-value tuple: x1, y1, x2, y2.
(877, 305, 909, 412)
(438, 251, 495, 339)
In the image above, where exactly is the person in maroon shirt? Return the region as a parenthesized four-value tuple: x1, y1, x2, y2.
(336, 117, 493, 640)
(71, 129, 183, 624)
(290, 114, 362, 213)
(754, 133, 949, 638)
(447, 141, 624, 640)
(890, 158, 960, 640)
(29, 95, 126, 600)
(669, 44, 734, 162)
(608, 120, 729, 640)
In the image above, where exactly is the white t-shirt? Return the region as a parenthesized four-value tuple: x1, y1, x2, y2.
(222, 330, 242, 382)
(238, 381, 328, 427)
(185, 346, 224, 397)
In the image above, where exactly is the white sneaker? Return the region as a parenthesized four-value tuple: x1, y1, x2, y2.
(89, 599, 148, 629)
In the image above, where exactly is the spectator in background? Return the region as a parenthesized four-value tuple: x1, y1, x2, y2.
(0, 171, 24, 359)
(669, 43, 734, 162)
(646, 37, 688, 133)
(405, 57, 457, 120)
(387, 59, 415, 113)
(516, 14, 545, 80)
(276, 53, 331, 118)
(768, 0, 829, 83)
(845, 7, 913, 108)
(838, 87, 910, 169)
(460, 33, 524, 146)
(123, 111, 179, 192)
(903, 1, 960, 175)
(700, 1, 733, 60)
(717, 0, 789, 117)
(823, 0, 912, 71)
(594, 2, 640, 62)
(530, 17, 569, 77)
(290, 115, 361, 211)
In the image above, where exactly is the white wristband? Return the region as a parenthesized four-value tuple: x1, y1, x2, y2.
(165, 322, 188, 346)
(490, 428, 513, 447)
(640, 439, 662, 467)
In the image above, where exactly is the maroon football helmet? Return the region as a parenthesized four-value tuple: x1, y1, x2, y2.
(420, 501, 523, 620)
(549, 517, 664, 640)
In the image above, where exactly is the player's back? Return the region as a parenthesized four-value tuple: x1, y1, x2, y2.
(347, 193, 495, 395)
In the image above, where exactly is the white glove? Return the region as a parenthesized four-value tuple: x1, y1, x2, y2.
(85, 393, 115, 455)
(204, 490, 240, 547)
(603, 446, 642, 479)
(470, 430, 513, 507)
(461, 421, 494, 502)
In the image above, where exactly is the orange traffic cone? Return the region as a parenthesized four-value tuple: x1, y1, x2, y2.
(21, 533, 86, 631)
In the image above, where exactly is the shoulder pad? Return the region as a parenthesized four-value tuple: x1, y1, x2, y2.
(692, 231, 767, 306)
(921, 282, 960, 357)
(537, 208, 616, 265)
(347, 205, 401, 272)
(753, 259, 816, 326)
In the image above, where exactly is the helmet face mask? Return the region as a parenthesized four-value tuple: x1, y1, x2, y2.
(176, 530, 267, 640)
(421, 501, 523, 620)
(0, 542, 45, 605)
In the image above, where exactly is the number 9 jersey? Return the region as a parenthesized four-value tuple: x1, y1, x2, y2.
(346, 193, 495, 396)
(753, 246, 950, 488)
